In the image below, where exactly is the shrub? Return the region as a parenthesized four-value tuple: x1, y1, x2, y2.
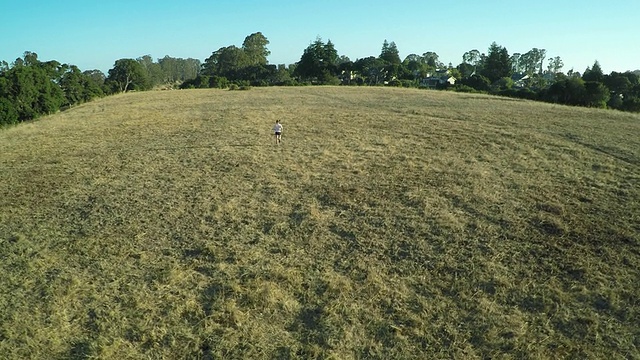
(401, 79, 417, 88)
(280, 79, 298, 86)
(516, 88, 538, 100)
(387, 79, 402, 87)
(453, 84, 479, 93)
(210, 76, 229, 89)
(199, 76, 211, 88)
(621, 96, 640, 112)
(584, 81, 610, 108)
(250, 80, 269, 87)
(460, 74, 491, 91)
(608, 94, 624, 110)
(321, 76, 341, 86)
(493, 77, 514, 91)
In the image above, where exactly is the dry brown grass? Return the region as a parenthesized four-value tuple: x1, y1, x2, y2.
(0, 87, 639, 359)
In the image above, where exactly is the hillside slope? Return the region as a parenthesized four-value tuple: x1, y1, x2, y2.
(1, 87, 639, 359)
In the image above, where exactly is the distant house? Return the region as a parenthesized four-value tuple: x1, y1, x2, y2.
(338, 70, 358, 84)
(420, 71, 456, 89)
(512, 72, 557, 88)
(511, 73, 530, 88)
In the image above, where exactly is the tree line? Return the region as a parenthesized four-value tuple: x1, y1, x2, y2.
(2, 32, 639, 125)
(0, 53, 200, 125)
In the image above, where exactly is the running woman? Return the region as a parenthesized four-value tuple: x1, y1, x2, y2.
(273, 120, 283, 144)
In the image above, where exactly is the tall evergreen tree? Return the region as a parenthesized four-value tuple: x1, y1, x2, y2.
(582, 60, 604, 82)
(379, 40, 401, 65)
(481, 42, 512, 83)
(294, 37, 340, 83)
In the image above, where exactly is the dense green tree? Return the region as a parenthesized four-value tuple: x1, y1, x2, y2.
(83, 69, 108, 94)
(201, 51, 219, 76)
(106, 58, 150, 93)
(403, 54, 429, 80)
(544, 77, 587, 105)
(481, 42, 512, 83)
(203, 45, 250, 78)
(22, 51, 39, 66)
(179, 75, 211, 89)
(353, 56, 387, 85)
(377, 41, 401, 81)
(603, 71, 634, 109)
(422, 51, 442, 70)
(200, 33, 273, 84)
(0, 71, 19, 124)
(0, 97, 19, 125)
(158, 56, 179, 83)
(582, 60, 604, 83)
(324, 40, 339, 68)
(158, 56, 200, 83)
(59, 65, 85, 105)
(271, 64, 294, 85)
(294, 37, 340, 83)
(379, 40, 401, 65)
(40, 60, 66, 82)
(0, 52, 98, 122)
(242, 32, 270, 66)
(493, 76, 515, 90)
(238, 64, 277, 85)
(622, 71, 639, 86)
(460, 74, 491, 91)
(583, 81, 610, 108)
(61, 66, 104, 103)
(403, 54, 421, 64)
(80, 73, 105, 101)
(2, 64, 64, 120)
(83, 69, 106, 84)
(622, 99, 640, 112)
(137, 55, 164, 87)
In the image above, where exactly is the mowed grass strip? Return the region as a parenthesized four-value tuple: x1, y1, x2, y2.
(0, 87, 638, 359)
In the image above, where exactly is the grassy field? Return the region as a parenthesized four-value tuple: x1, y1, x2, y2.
(0, 86, 639, 359)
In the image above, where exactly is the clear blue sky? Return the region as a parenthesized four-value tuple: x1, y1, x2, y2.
(2, 0, 638, 74)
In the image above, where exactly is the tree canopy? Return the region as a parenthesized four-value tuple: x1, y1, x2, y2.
(242, 32, 270, 66)
(380, 40, 401, 65)
(106, 59, 150, 93)
(481, 42, 512, 83)
(294, 37, 340, 84)
(2, 33, 640, 126)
